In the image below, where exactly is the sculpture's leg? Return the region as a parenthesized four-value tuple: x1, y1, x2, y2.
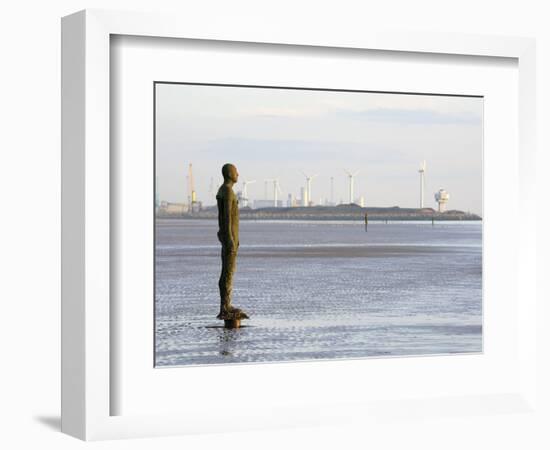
(218, 247, 237, 314)
(218, 247, 228, 313)
(224, 250, 236, 310)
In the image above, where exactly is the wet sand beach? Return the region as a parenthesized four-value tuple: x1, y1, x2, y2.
(155, 219, 482, 367)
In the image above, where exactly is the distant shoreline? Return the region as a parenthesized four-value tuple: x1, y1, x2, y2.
(156, 204, 482, 221)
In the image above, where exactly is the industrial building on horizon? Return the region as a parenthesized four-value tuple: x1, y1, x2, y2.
(156, 161, 459, 217)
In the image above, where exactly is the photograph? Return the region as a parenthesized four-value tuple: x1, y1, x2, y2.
(154, 82, 483, 367)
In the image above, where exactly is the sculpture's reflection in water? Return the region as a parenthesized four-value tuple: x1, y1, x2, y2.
(217, 328, 239, 357)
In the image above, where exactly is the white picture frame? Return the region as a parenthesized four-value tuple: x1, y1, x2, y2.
(61, 9, 537, 441)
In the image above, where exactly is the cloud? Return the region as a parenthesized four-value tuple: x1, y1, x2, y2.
(201, 137, 408, 163)
(335, 108, 481, 126)
(247, 106, 325, 119)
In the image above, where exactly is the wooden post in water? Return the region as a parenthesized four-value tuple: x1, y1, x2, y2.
(364, 212, 368, 232)
(224, 319, 241, 329)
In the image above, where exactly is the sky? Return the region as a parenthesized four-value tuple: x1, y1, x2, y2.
(155, 83, 483, 215)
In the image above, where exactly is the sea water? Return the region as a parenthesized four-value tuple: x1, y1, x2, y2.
(155, 219, 482, 367)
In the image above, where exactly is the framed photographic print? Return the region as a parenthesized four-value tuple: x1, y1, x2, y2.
(153, 81, 483, 368)
(61, 9, 537, 441)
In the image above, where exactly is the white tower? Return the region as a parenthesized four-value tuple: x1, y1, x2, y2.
(434, 188, 450, 212)
(265, 178, 282, 207)
(418, 160, 426, 208)
(301, 171, 318, 207)
(241, 180, 256, 208)
(300, 187, 307, 207)
(344, 169, 359, 204)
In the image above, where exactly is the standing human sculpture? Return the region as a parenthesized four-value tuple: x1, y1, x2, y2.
(216, 163, 249, 328)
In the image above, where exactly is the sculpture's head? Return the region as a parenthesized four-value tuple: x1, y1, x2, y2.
(222, 163, 239, 183)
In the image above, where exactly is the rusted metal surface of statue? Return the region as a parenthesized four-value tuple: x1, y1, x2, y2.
(216, 163, 249, 328)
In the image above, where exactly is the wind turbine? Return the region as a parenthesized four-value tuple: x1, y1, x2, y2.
(344, 169, 359, 204)
(241, 179, 256, 208)
(418, 160, 426, 208)
(300, 171, 318, 207)
(265, 178, 282, 207)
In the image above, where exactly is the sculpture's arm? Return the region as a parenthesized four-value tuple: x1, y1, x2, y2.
(223, 192, 236, 252)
